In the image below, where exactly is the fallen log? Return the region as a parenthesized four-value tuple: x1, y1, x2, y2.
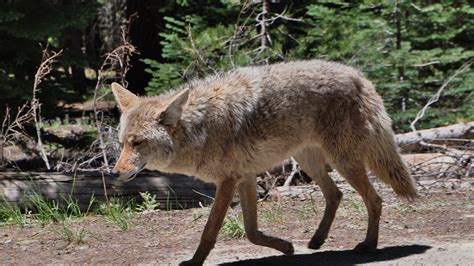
(0, 171, 215, 210)
(395, 122, 474, 153)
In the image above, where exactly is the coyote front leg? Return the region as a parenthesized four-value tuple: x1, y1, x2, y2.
(180, 179, 236, 265)
(238, 177, 294, 255)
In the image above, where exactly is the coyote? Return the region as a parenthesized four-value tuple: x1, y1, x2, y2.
(111, 60, 416, 265)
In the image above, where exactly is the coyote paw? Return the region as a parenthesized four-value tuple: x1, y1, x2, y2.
(307, 234, 326, 250)
(307, 238, 324, 250)
(278, 240, 295, 255)
(179, 259, 201, 266)
(353, 241, 378, 254)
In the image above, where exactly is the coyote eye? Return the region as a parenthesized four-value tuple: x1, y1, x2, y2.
(127, 135, 145, 147)
(130, 139, 144, 147)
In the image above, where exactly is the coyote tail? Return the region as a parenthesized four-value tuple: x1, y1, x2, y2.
(366, 125, 417, 200)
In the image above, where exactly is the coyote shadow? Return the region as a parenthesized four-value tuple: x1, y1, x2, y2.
(221, 244, 431, 266)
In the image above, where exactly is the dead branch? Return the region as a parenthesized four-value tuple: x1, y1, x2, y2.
(267, 6, 303, 25)
(258, 171, 279, 202)
(405, 149, 472, 179)
(91, 25, 136, 173)
(0, 103, 34, 166)
(226, 0, 254, 67)
(283, 157, 299, 187)
(411, 61, 440, 67)
(32, 47, 63, 170)
(186, 24, 217, 74)
(256, 122, 473, 194)
(257, 0, 270, 53)
(410, 59, 473, 132)
(254, 1, 302, 57)
(224, 1, 301, 64)
(54, 22, 136, 174)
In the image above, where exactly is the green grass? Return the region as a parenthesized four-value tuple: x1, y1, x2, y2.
(290, 195, 321, 220)
(98, 198, 134, 231)
(220, 213, 245, 238)
(261, 203, 283, 223)
(24, 192, 95, 226)
(25, 193, 64, 225)
(0, 201, 28, 226)
(0, 190, 170, 245)
(395, 202, 416, 213)
(1, 192, 93, 243)
(1, 193, 136, 232)
(1, 191, 164, 234)
(343, 193, 365, 214)
(136, 191, 160, 212)
(1, 190, 97, 227)
(165, 186, 185, 211)
(55, 221, 88, 244)
(63, 194, 95, 218)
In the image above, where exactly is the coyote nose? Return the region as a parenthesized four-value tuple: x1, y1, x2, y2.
(110, 168, 120, 178)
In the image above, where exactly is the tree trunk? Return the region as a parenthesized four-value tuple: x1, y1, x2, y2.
(125, 0, 161, 95)
(62, 27, 88, 95)
(394, 0, 407, 112)
(260, 0, 269, 51)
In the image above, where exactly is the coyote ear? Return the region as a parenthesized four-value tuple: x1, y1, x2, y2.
(111, 82, 138, 111)
(160, 89, 189, 125)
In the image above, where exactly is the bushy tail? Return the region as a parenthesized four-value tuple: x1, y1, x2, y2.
(366, 126, 417, 200)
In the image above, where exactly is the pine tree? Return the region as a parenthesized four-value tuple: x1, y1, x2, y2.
(144, 0, 306, 94)
(296, 1, 473, 130)
(139, 0, 474, 130)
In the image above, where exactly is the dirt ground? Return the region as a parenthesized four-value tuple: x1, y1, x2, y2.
(1, 176, 473, 265)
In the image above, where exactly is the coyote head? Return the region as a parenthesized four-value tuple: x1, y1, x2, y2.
(110, 83, 189, 181)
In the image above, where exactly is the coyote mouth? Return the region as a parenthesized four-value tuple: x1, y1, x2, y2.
(117, 164, 146, 182)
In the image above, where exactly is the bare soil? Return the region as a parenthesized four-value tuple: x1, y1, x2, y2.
(1, 177, 473, 265)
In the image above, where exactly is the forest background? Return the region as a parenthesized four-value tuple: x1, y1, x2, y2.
(0, 0, 472, 136)
(0, 2, 473, 261)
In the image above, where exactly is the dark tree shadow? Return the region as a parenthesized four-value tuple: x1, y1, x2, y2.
(221, 245, 431, 266)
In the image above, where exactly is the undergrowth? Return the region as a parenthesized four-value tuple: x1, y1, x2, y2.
(97, 198, 135, 231)
(220, 213, 245, 238)
(1, 190, 163, 242)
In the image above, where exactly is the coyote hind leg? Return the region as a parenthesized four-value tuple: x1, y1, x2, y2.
(333, 162, 382, 253)
(294, 148, 343, 249)
(238, 176, 294, 255)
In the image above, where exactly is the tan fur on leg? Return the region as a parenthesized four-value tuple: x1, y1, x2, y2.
(334, 164, 382, 253)
(181, 179, 236, 265)
(294, 148, 342, 250)
(238, 177, 294, 255)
